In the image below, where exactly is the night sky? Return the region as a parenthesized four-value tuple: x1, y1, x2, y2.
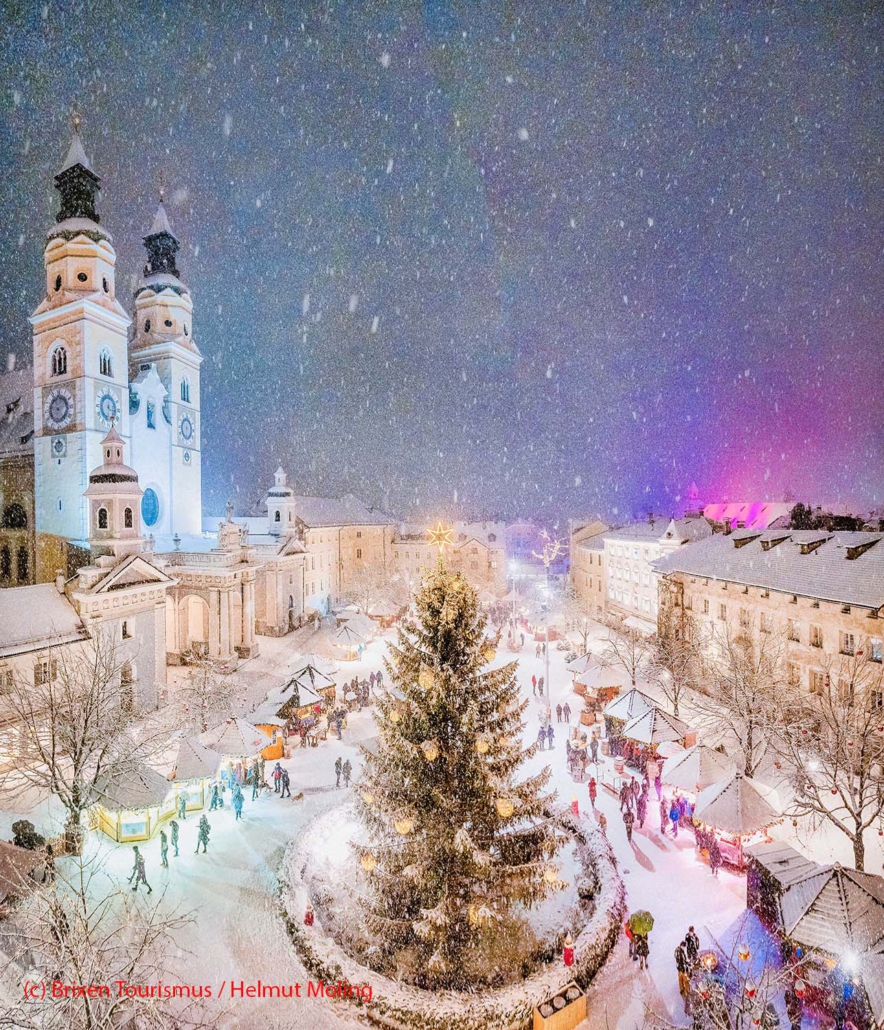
(1, 1, 882, 522)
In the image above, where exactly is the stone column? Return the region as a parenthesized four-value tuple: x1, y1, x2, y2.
(209, 589, 221, 657)
(243, 575, 256, 648)
(228, 588, 238, 650)
(220, 586, 231, 657)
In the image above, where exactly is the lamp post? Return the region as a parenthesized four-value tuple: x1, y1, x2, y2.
(532, 531, 567, 701)
(508, 561, 518, 624)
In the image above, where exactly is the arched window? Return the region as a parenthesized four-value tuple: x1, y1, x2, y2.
(141, 487, 160, 528)
(99, 348, 113, 377)
(146, 400, 156, 429)
(1, 504, 28, 530)
(16, 548, 28, 582)
(0, 547, 10, 579)
(180, 377, 190, 403)
(124, 507, 133, 529)
(274, 510, 281, 522)
(54, 274, 62, 292)
(50, 346, 67, 376)
(97, 507, 108, 530)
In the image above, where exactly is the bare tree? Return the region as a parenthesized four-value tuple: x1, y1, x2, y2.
(171, 655, 238, 735)
(345, 563, 407, 615)
(556, 585, 594, 653)
(0, 853, 209, 1030)
(0, 635, 163, 855)
(691, 620, 786, 778)
(776, 647, 884, 872)
(599, 622, 653, 689)
(650, 610, 699, 717)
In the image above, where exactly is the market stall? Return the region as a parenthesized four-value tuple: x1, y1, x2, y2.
(291, 652, 338, 676)
(92, 761, 174, 842)
(332, 622, 365, 661)
(612, 705, 691, 774)
(165, 734, 222, 813)
(745, 840, 819, 930)
(367, 598, 402, 628)
(338, 611, 376, 640)
(693, 772, 781, 870)
(568, 655, 623, 722)
(200, 718, 271, 783)
(662, 744, 735, 795)
(286, 663, 336, 703)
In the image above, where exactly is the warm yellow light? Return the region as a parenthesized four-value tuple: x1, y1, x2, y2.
(495, 797, 515, 818)
(427, 522, 454, 554)
(543, 866, 558, 884)
(738, 943, 751, 962)
(483, 647, 496, 663)
(421, 740, 439, 762)
(395, 816, 414, 835)
(476, 735, 490, 755)
(389, 708, 401, 723)
(361, 790, 375, 805)
(360, 854, 376, 873)
(418, 666, 435, 690)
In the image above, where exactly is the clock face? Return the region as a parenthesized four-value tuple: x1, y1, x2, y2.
(44, 387, 74, 430)
(95, 391, 119, 428)
(178, 414, 195, 442)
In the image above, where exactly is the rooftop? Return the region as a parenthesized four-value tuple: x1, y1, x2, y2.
(0, 583, 87, 657)
(654, 531, 884, 611)
(604, 520, 669, 543)
(0, 366, 35, 457)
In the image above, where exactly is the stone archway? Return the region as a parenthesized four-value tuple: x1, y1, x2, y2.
(180, 594, 210, 656)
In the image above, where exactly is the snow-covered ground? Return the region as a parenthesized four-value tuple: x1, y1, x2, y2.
(3, 615, 882, 1029)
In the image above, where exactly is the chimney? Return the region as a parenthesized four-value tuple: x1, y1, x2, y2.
(6, 353, 15, 373)
(55, 570, 66, 594)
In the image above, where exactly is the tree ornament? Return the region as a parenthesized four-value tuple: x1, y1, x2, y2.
(360, 853, 376, 873)
(304, 902, 314, 927)
(543, 866, 559, 884)
(483, 646, 496, 663)
(389, 707, 401, 724)
(418, 665, 435, 690)
(361, 790, 375, 805)
(475, 734, 490, 755)
(794, 979, 806, 999)
(395, 815, 414, 835)
(495, 797, 515, 818)
(745, 979, 757, 999)
(738, 943, 751, 961)
(421, 739, 440, 762)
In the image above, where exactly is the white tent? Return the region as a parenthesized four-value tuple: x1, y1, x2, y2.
(622, 706, 690, 746)
(694, 772, 781, 836)
(477, 588, 499, 607)
(340, 612, 376, 637)
(602, 687, 656, 722)
(779, 863, 884, 956)
(291, 652, 337, 675)
(333, 623, 365, 647)
(567, 652, 598, 676)
(662, 744, 735, 793)
(165, 735, 222, 782)
(200, 718, 269, 759)
(288, 664, 335, 694)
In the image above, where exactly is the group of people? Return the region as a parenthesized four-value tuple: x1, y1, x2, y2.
(535, 722, 555, 750)
(625, 918, 651, 970)
(618, 775, 650, 843)
(674, 926, 702, 1002)
(334, 756, 353, 787)
(127, 814, 213, 892)
(531, 674, 546, 696)
(534, 641, 548, 658)
(554, 702, 571, 723)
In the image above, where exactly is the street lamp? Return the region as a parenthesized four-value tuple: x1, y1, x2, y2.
(508, 561, 518, 624)
(531, 531, 567, 701)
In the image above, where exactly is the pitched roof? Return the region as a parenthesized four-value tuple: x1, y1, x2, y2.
(59, 131, 94, 174)
(604, 521, 667, 542)
(654, 531, 884, 610)
(147, 199, 175, 237)
(662, 517, 713, 544)
(779, 864, 884, 955)
(0, 583, 87, 657)
(0, 366, 35, 457)
(694, 772, 781, 835)
(702, 501, 792, 529)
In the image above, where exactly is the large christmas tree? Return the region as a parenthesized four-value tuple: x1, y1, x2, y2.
(356, 562, 563, 987)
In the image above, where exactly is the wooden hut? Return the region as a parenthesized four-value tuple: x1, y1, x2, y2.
(92, 762, 174, 842)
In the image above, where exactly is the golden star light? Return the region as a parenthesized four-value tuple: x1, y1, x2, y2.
(427, 521, 454, 554)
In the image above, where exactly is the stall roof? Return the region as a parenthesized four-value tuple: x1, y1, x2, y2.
(165, 735, 222, 782)
(862, 954, 884, 1025)
(744, 841, 819, 888)
(622, 706, 690, 746)
(662, 744, 735, 793)
(200, 718, 269, 759)
(603, 687, 657, 722)
(694, 772, 781, 836)
(94, 762, 172, 812)
(0, 841, 42, 904)
(332, 623, 365, 646)
(780, 863, 884, 956)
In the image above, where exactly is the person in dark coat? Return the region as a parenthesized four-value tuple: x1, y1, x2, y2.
(537, 726, 547, 750)
(546, 725, 555, 750)
(170, 820, 180, 857)
(178, 793, 187, 820)
(335, 757, 342, 788)
(685, 926, 700, 968)
(128, 847, 152, 893)
(623, 806, 635, 843)
(619, 781, 633, 813)
(675, 940, 690, 997)
(44, 844, 56, 883)
(660, 796, 669, 834)
(280, 769, 291, 798)
(563, 703, 571, 724)
(196, 815, 211, 853)
(654, 772, 662, 800)
(589, 736, 599, 763)
(252, 765, 261, 800)
(232, 791, 244, 821)
(708, 836, 723, 877)
(635, 933, 649, 970)
(556, 704, 562, 723)
(342, 759, 352, 787)
(159, 830, 169, 868)
(272, 763, 282, 792)
(636, 793, 647, 829)
(209, 784, 222, 811)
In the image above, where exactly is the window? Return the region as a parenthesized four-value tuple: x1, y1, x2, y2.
(642, 571, 650, 586)
(1, 503, 28, 529)
(122, 621, 132, 639)
(0, 666, 13, 693)
(184, 323, 188, 336)
(77, 272, 88, 283)
(702, 598, 709, 615)
(144, 319, 151, 333)
(181, 377, 191, 403)
(787, 663, 800, 686)
(739, 608, 750, 629)
(124, 507, 133, 529)
(0, 547, 9, 579)
(16, 547, 28, 581)
(141, 488, 160, 527)
(870, 689, 883, 712)
(274, 510, 281, 523)
(34, 659, 57, 686)
(356, 548, 362, 559)
(164, 318, 173, 328)
(870, 637, 882, 664)
(632, 594, 639, 609)
(102, 277, 109, 293)
(718, 603, 726, 621)
(356, 530, 362, 538)
(840, 632, 855, 656)
(146, 401, 156, 429)
(810, 625, 823, 649)
(54, 274, 62, 291)
(51, 346, 67, 376)
(99, 348, 113, 377)
(809, 669, 825, 694)
(787, 619, 800, 642)
(760, 612, 772, 634)
(97, 507, 108, 530)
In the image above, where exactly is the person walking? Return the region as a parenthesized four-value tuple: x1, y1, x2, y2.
(128, 847, 152, 894)
(280, 769, 291, 798)
(335, 713, 344, 739)
(538, 676, 545, 694)
(537, 726, 547, 750)
(708, 836, 723, 877)
(170, 819, 180, 857)
(196, 815, 211, 854)
(178, 792, 187, 820)
(660, 796, 669, 835)
(342, 759, 352, 787)
(563, 702, 571, 724)
(531, 674, 537, 695)
(619, 781, 633, 814)
(588, 777, 597, 809)
(556, 704, 562, 723)
(209, 784, 222, 811)
(669, 798, 680, 837)
(520, 632, 524, 647)
(636, 792, 647, 829)
(232, 790, 244, 821)
(547, 725, 555, 750)
(272, 763, 282, 793)
(654, 772, 662, 801)
(589, 735, 599, 763)
(335, 757, 342, 788)
(159, 829, 169, 868)
(685, 926, 700, 968)
(535, 643, 541, 658)
(635, 933, 650, 971)
(675, 940, 691, 998)
(251, 765, 261, 800)
(597, 810, 607, 834)
(623, 806, 635, 843)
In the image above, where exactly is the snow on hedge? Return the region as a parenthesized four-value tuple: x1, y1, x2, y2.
(279, 807, 625, 1030)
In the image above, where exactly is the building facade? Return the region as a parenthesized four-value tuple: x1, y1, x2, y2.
(393, 521, 507, 594)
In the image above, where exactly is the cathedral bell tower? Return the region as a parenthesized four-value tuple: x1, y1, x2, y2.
(84, 425, 145, 560)
(29, 118, 131, 580)
(128, 192, 202, 538)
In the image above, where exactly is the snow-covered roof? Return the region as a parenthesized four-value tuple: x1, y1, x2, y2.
(653, 531, 884, 610)
(604, 521, 667, 543)
(94, 762, 172, 811)
(702, 501, 793, 529)
(779, 863, 884, 956)
(59, 131, 94, 174)
(164, 735, 222, 782)
(621, 706, 690, 745)
(0, 366, 35, 457)
(661, 517, 713, 544)
(200, 717, 269, 758)
(147, 199, 176, 237)
(332, 623, 365, 646)
(662, 744, 734, 792)
(744, 841, 819, 887)
(694, 772, 781, 835)
(576, 534, 606, 552)
(47, 216, 111, 240)
(602, 687, 656, 722)
(0, 583, 87, 657)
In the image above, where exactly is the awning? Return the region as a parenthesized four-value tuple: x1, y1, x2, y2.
(622, 706, 690, 746)
(694, 772, 781, 836)
(662, 744, 735, 792)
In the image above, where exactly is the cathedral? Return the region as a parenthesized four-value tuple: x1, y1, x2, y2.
(0, 124, 398, 703)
